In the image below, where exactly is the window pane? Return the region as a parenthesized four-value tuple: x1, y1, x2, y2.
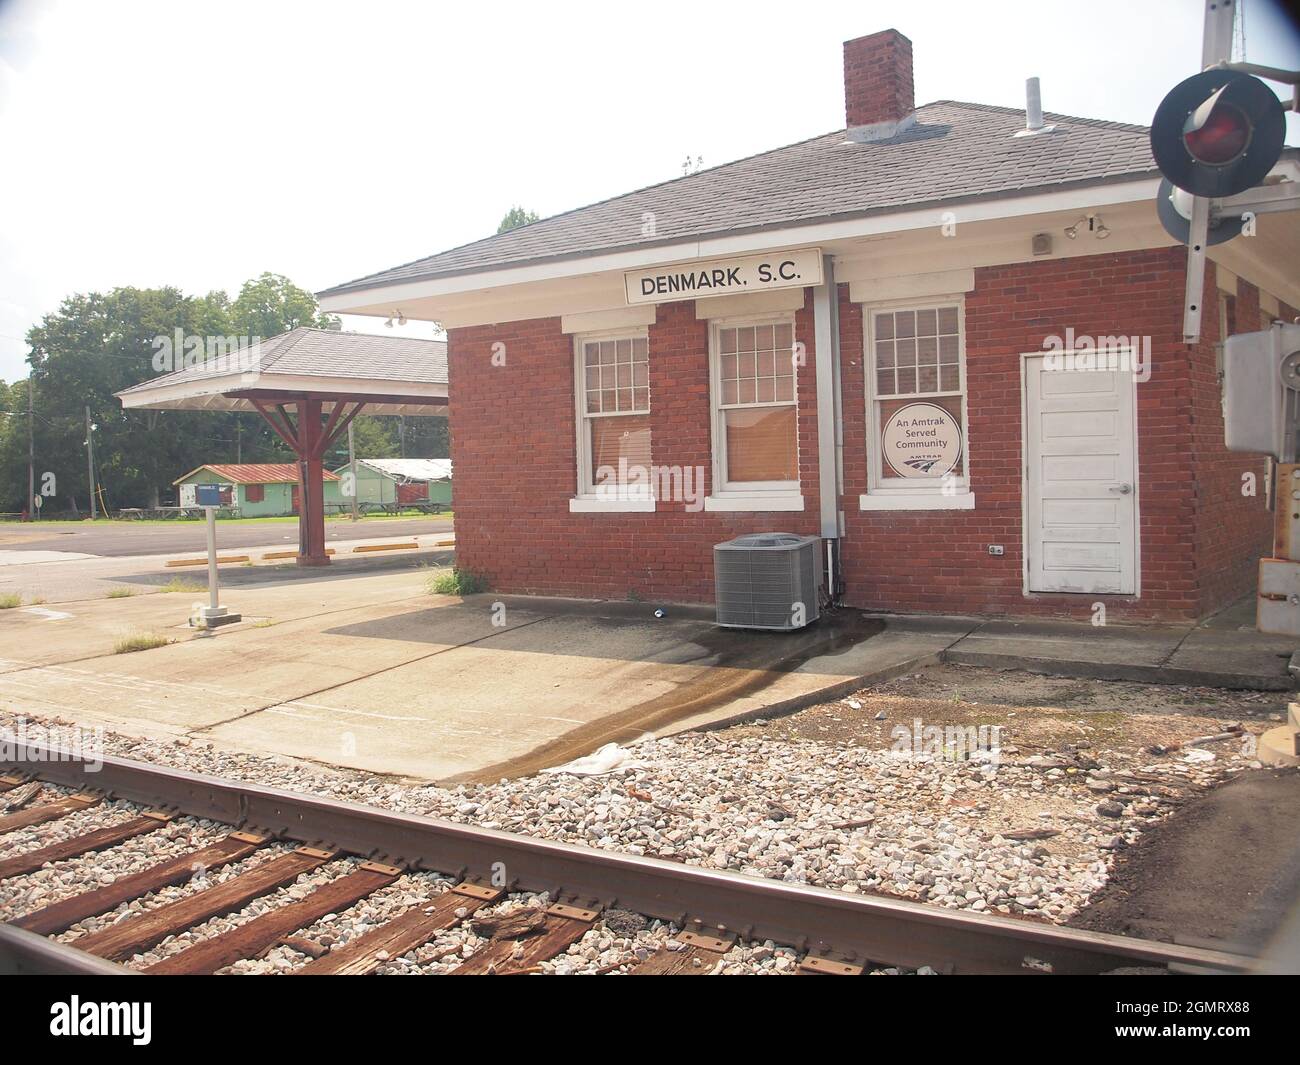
(586, 366, 600, 389)
(918, 365, 938, 392)
(775, 375, 794, 402)
(720, 328, 737, 354)
(875, 340, 895, 367)
(739, 378, 756, 404)
(590, 415, 652, 487)
(633, 362, 648, 387)
(896, 311, 915, 339)
(775, 323, 793, 350)
(617, 363, 631, 388)
(587, 391, 601, 413)
(896, 366, 917, 393)
(938, 306, 959, 334)
(584, 342, 600, 367)
(739, 352, 756, 379)
(939, 334, 959, 361)
(616, 338, 631, 362)
(756, 378, 775, 403)
(725, 406, 797, 483)
(633, 337, 648, 359)
(874, 313, 894, 340)
(737, 326, 754, 351)
(918, 337, 938, 365)
(722, 353, 738, 380)
(723, 380, 739, 405)
(753, 324, 773, 351)
(632, 387, 648, 411)
(618, 388, 634, 410)
(939, 364, 960, 391)
(897, 338, 917, 366)
(917, 308, 937, 336)
(599, 341, 615, 365)
(757, 350, 775, 377)
(876, 367, 895, 395)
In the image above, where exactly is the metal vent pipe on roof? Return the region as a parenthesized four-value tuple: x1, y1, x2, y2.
(1025, 77, 1044, 131)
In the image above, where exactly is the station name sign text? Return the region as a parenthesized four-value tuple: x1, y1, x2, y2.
(624, 248, 823, 306)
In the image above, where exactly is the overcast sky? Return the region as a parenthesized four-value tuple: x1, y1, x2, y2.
(1, 0, 1298, 384)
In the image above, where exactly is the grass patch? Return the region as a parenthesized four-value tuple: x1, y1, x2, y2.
(113, 632, 172, 654)
(105, 588, 136, 599)
(159, 577, 205, 593)
(0, 593, 21, 609)
(427, 567, 488, 596)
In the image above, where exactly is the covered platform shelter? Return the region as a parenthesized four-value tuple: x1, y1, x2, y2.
(116, 327, 448, 565)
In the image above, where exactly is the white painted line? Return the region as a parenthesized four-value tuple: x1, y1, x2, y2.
(21, 606, 72, 621)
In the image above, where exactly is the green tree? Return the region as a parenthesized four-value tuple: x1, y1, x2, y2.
(229, 272, 338, 339)
(497, 206, 539, 233)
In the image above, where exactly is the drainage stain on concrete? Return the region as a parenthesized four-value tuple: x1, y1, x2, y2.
(453, 611, 886, 784)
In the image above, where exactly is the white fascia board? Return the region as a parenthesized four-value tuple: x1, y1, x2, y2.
(319, 178, 1162, 314)
(118, 372, 447, 409)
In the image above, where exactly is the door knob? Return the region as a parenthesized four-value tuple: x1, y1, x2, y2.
(1108, 483, 1133, 495)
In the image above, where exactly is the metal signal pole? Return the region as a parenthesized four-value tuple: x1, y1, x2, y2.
(85, 406, 97, 520)
(26, 376, 35, 522)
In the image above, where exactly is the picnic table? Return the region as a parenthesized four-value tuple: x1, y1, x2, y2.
(359, 500, 446, 516)
(118, 505, 241, 520)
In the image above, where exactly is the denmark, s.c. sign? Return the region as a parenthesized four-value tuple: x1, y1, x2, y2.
(624, 248, 823, 306)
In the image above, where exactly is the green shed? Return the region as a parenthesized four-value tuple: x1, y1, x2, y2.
(173, 463, 344, 517)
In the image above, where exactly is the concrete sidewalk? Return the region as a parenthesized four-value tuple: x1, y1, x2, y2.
(1, 573, 1292, 783)
(929, 596, 1296, 691)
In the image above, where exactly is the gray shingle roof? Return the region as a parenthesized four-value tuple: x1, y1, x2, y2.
(320, 101, 1158, 297)
(116, 327, 447, 397)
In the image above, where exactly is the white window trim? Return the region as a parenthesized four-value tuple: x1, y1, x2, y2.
(861, 294, 975, 511)
(570, 327, 656, 513)
(706, 312, 804, 511)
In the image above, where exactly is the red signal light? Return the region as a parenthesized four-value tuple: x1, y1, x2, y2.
(1184, 103, 1250, 165)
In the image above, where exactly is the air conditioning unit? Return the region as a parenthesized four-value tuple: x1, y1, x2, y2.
(713, 533, 821, 631)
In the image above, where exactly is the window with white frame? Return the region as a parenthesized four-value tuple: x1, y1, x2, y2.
(711, 318, 799, 492)
(574, 332, 651, 498)
(867, 301, 968, 491)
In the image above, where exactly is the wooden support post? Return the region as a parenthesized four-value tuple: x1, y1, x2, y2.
(296, 398, 330, 566)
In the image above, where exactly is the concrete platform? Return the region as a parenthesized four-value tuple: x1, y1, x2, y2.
(1, 569, 1294, 781)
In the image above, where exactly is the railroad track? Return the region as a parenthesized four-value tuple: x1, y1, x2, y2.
(0, 741, 1260, 976)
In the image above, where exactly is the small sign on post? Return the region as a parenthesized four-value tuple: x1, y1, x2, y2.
(192, 484, 241, 630)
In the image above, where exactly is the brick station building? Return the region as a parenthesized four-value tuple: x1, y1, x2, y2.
(321, 29, 1300, 622)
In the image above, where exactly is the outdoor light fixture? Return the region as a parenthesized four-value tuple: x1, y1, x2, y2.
(1063, 215, 1109, 240)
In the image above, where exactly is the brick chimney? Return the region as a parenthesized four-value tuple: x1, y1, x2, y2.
(843, 29, 914, 131)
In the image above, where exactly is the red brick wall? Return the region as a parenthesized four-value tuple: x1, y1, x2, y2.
(446, 246, 1273, 619)
(1191, 267, 1273, 615)
(446, 295, 822, 601)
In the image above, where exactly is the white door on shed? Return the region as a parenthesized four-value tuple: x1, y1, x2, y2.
(1024, 355, 1137, 595)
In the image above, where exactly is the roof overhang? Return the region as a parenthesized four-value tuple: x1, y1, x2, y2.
(320, 176, 1164, 316)
(323, 158, 1300, 327)
(117, 371, 448, 417)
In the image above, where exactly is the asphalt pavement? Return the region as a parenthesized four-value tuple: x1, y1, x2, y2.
(0, 516, 453, 558)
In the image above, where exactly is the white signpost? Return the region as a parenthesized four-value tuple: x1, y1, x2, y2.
(624, 247, 823, 306)
(193, 484, 241, 629)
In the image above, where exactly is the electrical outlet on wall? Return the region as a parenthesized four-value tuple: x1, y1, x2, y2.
(988, 545, 1005, 556)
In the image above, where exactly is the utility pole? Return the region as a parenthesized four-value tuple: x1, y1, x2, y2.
(348, 420, 359, 521)
(399, 415, 406, 458)
(85, 405, 97, 520)
(26, 376, 34, 522)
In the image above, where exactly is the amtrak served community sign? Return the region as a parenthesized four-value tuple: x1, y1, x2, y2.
(624, 248, 823, 305)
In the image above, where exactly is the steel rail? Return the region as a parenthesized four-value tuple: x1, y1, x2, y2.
(0, 923, 135, 975)
(0, 743, 1256, 975)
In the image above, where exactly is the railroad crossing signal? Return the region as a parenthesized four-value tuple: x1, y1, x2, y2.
(1150, 1, 1299, 343)
(1150, 69, 1286, 199)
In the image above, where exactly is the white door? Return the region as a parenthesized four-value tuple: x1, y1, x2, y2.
(1024, 355, 1137, 594)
